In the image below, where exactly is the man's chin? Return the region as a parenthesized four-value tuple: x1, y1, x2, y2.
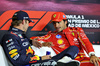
(57, 30, 61, 32)
(56, 28, 62, 32)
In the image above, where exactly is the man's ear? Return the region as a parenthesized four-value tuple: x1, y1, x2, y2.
(22, 19, 25, 24)
(65, 20, 68, 24)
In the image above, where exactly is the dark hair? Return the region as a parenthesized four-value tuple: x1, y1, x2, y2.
(11, 20, 28, 27)
(11, 20, 23, 27)
(63, 19, 68, 27)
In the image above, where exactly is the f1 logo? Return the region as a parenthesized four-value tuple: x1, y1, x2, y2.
(0, 10, 55, 31)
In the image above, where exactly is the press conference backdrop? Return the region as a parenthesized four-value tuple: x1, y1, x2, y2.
(0, 0, 100, 45)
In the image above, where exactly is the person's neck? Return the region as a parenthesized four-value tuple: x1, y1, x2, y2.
(64, 26, 67, 29)
(13, 26, 24, 31)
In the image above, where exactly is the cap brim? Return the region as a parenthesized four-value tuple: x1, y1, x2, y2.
(50, 19, 62, 23)
(28, 18, 34, 23)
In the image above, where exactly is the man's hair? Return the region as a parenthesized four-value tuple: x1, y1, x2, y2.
(11, 20, 28, 27)
(63, 19, 69, 27)
(11, 20, 23, 27)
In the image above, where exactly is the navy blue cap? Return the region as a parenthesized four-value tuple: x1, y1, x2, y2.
(12, 10, 34, 23)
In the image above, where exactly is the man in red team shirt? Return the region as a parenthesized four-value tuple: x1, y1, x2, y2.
(31, 12, 100, 66)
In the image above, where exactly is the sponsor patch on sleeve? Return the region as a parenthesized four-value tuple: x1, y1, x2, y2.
(6, 39, 12, 43)
(30, 55, 40, 61)
(9, 49, 19, 59)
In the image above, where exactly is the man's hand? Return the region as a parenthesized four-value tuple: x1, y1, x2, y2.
(42, 42, 53, 47)
(32, 38, 42, 48)
(90, 55, 100, 66)
(41, 55, 51, 60)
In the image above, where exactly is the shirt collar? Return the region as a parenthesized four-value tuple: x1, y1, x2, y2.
(9, 27, 25, 34)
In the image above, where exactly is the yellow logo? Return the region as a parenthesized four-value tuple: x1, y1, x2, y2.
(10, 52, 18, 58)
(9, 49, 18, 58)
(26, 46, 34, 55)
(57, 39, 63, 44)
(9, 49, 17, 54)
(30, 55, 40, 61)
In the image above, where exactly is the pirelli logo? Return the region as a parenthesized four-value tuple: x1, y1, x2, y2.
(0, 10, 55, 31)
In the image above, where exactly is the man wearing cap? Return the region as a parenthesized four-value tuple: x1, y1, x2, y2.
(31, 12, 100, 66)
(1, 11, 80, 66)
